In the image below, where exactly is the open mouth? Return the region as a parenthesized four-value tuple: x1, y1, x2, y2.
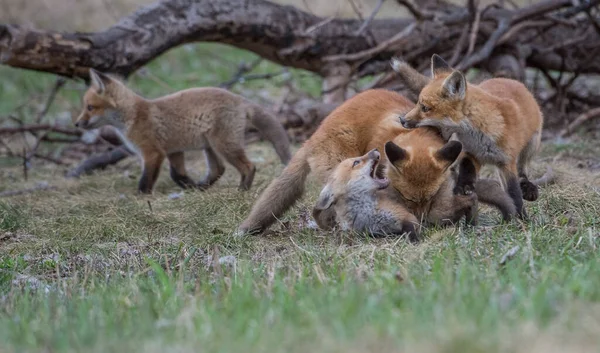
(368, 154, 390, 190)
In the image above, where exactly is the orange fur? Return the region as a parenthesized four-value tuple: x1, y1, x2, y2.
(394, 54, 544, 218)
(237, 89, 473, 234)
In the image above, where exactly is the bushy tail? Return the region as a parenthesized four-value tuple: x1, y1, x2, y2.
(390, 57, 431, 96)
(248, 105, 292, 164)
(237, 147, 311, 234)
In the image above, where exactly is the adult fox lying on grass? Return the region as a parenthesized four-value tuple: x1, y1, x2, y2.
(391, 54, 544, 218)
(75, 69, 291, 194)
(237, 89, 514, 237)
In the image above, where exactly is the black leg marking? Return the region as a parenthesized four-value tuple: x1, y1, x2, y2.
(506, 174, 526, 219)
(138, 168, 159, 194)
(169, 166, 196, 189)
(519, 176, 539, 202)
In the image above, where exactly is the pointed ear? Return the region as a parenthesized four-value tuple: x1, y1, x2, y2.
(314, 184, 335, 211)
(89, 69, 111, 95)
(435, 140, 463, 167)
(431, 54, 452, 78)
(385, 141, 408, 166)
(441, 71, 466, 100)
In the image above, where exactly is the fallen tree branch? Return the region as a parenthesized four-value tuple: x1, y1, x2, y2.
(0, 124, 81, 136)
(1, 0, 599, 81)
(65, 146, 133, 178)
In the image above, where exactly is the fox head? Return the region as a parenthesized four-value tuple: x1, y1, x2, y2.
(314, 149, 390, 211)
(400, 54, 468, 129)
(75, 69, 126, 130)
(384, 128, 463, 211)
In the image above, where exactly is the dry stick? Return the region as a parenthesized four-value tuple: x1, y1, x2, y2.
(0, 124, 81, 136)
(456, 17, 511, 71)
(497, 20, 553, 45)
(323, 22, 417, 62)
(303, 17, 335, 35)
(465, 3, 481, 60)
(395, 0, 434, 20)
(449, 24, 470, 66)
(355, 0, 386, 35)
(558, 107, 600, 137)
(36, 78, 66, 124)
(219, 57, 263, 89)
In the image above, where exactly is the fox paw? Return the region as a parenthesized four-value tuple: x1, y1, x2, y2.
(520, 180, 539, 201)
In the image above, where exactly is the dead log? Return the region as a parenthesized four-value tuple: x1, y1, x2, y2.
(65, 146, 133, 178)
(1, 0, 599, 82)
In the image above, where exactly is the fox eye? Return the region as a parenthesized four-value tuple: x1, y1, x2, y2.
(420, 103, 430, 113)
(87, 105, 94, 112)
(352, 160, 360, 168)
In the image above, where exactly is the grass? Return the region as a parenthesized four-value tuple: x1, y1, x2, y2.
(1, 14, 600, 353)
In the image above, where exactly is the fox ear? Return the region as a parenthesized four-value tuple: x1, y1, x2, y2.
(385, 141, 408, 166)
(314, 184, 335, 211)
(435, 140, 463, 167)
(431, 54, 452, 78)
(441, 71, 466, 100)
(89, 69, 112, 95)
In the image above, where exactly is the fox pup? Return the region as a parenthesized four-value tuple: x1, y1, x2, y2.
(391, 54, 544, 218)
(313, 149, 420, 242)
(237, 89, 513, 235)
(75, 69, 291, 193)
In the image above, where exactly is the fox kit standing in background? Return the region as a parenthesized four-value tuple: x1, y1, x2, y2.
(313, 149, 421, 242)
(391, 54, 544, 218)
(75, 69, 291, 194)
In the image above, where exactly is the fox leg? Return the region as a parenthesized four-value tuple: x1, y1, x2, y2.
(197, 147, 226, 190)
(211, 141, 255, 191)
(500, 163, 526, 219)
(517, 133, 541, 202)
(167, 152, 196, 189)
(139, 150, 165, 194)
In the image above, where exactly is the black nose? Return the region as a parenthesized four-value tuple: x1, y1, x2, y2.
(74, 121, 80, 128)
(399, 116, 407, 127)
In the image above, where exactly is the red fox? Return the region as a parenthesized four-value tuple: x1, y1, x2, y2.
(74, 69, 291, 194)
(391, 54, 544, 218)
(313, 148, 421, 242)
(237, 89, 513, 235)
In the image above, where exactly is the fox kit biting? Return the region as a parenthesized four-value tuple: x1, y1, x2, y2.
(314, 149, 421, 242)
(75, 69, 291, 194)
(391, 54, 544, 218)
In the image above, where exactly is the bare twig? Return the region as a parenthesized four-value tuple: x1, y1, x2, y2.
(304, 17, 335, 35)
(0, 124, 81, 136)
(219, 57, 264, 89)
(457, 17, 511, 70)
(323, 22, 417, 62)
(449, 24, 470, 66)
(35, 78, 66, 124)
(395, 0, 434, 20)
(465, 4, 482, 60)
(558, 107, 600, 137)
(355, 0, 386, 35)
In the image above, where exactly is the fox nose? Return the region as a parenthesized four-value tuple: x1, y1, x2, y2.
(74, 121, 80, 128)
(368, 149, 380, 160)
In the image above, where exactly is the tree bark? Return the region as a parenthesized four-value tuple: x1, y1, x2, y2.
(1, 0, 599, 81)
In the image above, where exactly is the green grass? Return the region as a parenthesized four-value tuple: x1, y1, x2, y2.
(1, 43, 600, 353)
